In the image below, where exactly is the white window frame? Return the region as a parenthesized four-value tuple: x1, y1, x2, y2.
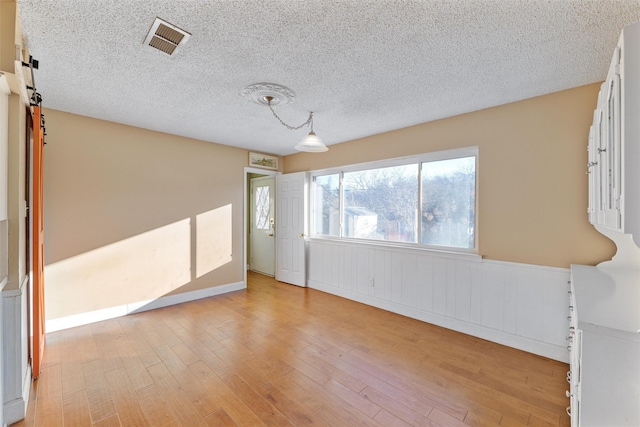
(310, 146, 479, 254)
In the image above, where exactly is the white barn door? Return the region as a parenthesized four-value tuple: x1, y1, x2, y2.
(276, 172, 307, 286)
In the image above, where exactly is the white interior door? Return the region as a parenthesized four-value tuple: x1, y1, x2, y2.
(250, 176, 275, 276)
(276, 172, 307, 287)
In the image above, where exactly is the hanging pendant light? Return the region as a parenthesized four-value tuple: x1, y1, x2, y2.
(241, 83, 329, 153)
(295, 124, 328, 152)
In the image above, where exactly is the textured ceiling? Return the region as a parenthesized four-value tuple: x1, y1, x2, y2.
(16, 0, 640, 156)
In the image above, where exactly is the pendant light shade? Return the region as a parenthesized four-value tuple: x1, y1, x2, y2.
(295, 131, 329, 152)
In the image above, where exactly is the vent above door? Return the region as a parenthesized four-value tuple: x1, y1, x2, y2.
(143, 17, 191, 55)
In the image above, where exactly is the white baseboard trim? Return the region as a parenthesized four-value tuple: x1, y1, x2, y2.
(46, 281, 246, 333)
(3, 364, 31, 425)
(308, 279, 569, 363)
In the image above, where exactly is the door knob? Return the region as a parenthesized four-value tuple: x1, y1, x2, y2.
(268, 233, 274, 237)
(298, 233, 304, 237)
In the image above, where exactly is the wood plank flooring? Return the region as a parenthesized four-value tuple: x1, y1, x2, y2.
(12, 272, 571, 426)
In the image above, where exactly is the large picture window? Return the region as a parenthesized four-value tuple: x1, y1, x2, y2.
(311, 147, 477, 251)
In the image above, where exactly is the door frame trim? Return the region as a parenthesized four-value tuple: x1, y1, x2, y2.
(243, 167, 280, 286)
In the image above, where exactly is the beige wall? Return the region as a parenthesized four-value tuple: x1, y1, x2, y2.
(42, 84, 617, 319)
(284, 84, 616, 268)
(0, 0, 17, 72)
(43, 110, 247, 320)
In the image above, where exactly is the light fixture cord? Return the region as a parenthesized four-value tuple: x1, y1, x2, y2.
(267, 98, 313, 131)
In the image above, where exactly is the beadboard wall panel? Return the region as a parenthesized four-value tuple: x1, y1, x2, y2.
(2, 277, 31, 424)
(307, 239, 570, 362)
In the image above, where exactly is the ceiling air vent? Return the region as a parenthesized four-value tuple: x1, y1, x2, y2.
(143, 17, 191, 55)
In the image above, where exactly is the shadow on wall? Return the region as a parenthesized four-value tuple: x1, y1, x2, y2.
(44, 204, 234, 331)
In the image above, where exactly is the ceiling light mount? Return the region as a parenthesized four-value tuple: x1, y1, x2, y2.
(242, 83, 328, 153)
(241, 83, 296, 106)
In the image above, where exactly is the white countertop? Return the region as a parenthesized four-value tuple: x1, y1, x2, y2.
(571, 264, 640, 334)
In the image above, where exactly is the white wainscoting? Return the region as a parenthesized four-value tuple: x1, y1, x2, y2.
(2, 277, 31, 425)
(307, 239, 570, 362)
(0, 276, 5, 427)
(46, 280, 246, 333)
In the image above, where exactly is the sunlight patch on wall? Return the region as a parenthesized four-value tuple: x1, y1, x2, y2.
(45, 219, 191, 319)
(196, 204, 232, 278)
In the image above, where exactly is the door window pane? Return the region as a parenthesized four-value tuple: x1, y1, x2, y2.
(313, 174, 340, 236)
(255, 186, 270, 230)
(343, 164, 418, 243)
(421, 156, 475, 248)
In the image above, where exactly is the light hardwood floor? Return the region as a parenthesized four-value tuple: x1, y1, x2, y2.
(12, 271, 571, 426)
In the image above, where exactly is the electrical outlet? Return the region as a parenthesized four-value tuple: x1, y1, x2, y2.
(368, 278, 374, 287)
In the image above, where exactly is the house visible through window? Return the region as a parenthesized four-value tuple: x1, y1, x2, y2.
(311, 147, 477, 251)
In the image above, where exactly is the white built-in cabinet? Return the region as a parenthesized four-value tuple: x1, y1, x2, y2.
(587, 23, 640, 248)
(569, 23, 640, 426)
(568, 265, 640, 426)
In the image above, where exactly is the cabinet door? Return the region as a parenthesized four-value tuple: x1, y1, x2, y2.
(603, 48, 622, 230)
(595, 106, 607, 226)
(0, 75, 8, 221)
(587, 125, 596, 224)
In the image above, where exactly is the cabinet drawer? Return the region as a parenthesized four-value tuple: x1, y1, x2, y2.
(568, 287, 578, 333)
(568, 329, 582, 427)
(567, 281, 581, 426)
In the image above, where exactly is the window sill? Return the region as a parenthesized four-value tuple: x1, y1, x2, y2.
(306, 236, 482, 262)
